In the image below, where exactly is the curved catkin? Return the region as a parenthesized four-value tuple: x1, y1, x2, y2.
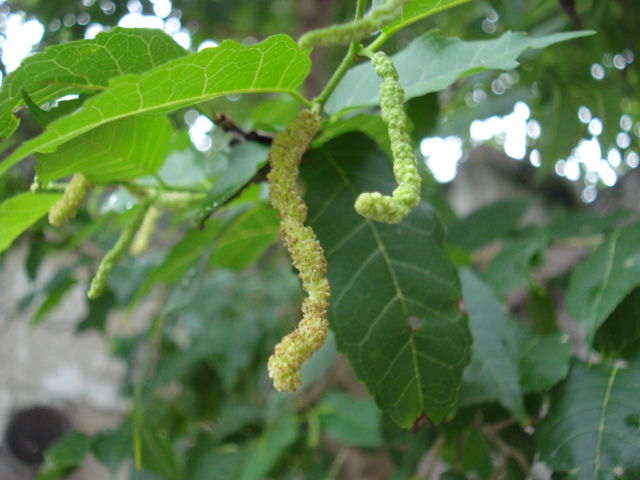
(266, 109, 330, 393)
(48, 173, 93, 227)
(354, 51, 420, 224)
(298, 0, 411, 49)
(88, 200, 151, 299)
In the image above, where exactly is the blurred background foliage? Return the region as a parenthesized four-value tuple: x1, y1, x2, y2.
(0, 0, 639, 479)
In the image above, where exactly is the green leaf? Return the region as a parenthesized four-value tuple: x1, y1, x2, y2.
(313, 114, 392, 157)
(458, 269, 528, 423)
(594, 288, 640, 360)
(447, 198, 530, 250)
(139, 425, 182, 480)
(518, 332, 572, 394)
(198, 142, 270, 221)
(209, 204, 280, 270)
(0, 192, 63, 254)
(381, 0, 473, 38)
(35, 115, 173, 183)
(0, 27, 188, 141)
(239, 396, 299, 480)
(186, 443, 242, 480)
(537, 360, 640, 479)
(302, 133, 472, 427)
(133, 219, 226, 301)
(326, 30, 594, 114)
(317, 391, 383, 447)
(0, 34, 310, 178)
(483, 227, 550, 299)
(37, 432, 93, 480)
(565, 221, 640, 343)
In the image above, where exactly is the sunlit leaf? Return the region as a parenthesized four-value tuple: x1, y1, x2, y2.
(303, 133, 472, 427)
(381, 0, 473, 38)
(0, 192, 63, 254)
(326, 30, 594, 114)
(0, 34, 310, 177)
(0, 27, 187, 141)
(36, 115, 173, 183)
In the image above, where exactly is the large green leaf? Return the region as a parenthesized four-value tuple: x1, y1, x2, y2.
(0, 192, 63, 254)
(458, 269, 528, 423)
(537, 360, 640, 479)
(326, 30, 594, 114)
(302, 133, 471, 427)
(0, 34, 310, 178)
(565, 221, 640, 343)
(35, 115, 173, 183)
(0, 27, 187, 141)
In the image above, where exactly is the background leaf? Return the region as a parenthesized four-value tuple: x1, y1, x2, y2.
(518, 332, 572, 394)
(0, 192, 62, 254)
(326, 30, 594, 114)
(537, 360, 640, 480)
(317, 391, 383, 448)
(458, 269, 528, 423)
(0, 34, 310, 177)
(0, 26, 187, 141)
(565, 221, 640, 342)
(303, 133, 472, 427)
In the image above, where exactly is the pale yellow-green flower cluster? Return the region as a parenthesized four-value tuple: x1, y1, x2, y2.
(129, 205, 161, 256)
(266, 109, 330, 393)
(88, 200, 151, 299)
(298, 0, 411, 49)
(354, 51, 420, 224)
(48, 173, 93, 227)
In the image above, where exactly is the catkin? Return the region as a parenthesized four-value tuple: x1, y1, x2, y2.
(48, 173, 93, 227)
(266, 110, 330, 392)
(88, 200, 151, 299)
(298, 0, 411, 49)
(354, 51, 420, 224)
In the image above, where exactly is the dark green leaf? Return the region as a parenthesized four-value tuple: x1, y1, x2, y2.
(566, 221, 640, 342)
(303, 133, 472, 427)
(594, 288, 640, 360)
(483, 226, 550, 298)
(537, 360, 640, 479)
(458, 269, 528, 423)
(186, 443, 242, 480)
(326, 30, 594, 114)
(317, 391, 383, 448)
(518, 332, 572, 394)
(0, 192, 63, 254)
(447, 198, 530, 250)
(0, 27, 188, 141)
(77, 288, 117, 333)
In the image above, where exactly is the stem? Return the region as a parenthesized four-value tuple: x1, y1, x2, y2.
(311, 0, 370, 109)
(366, 29, 392, 52)
(289, 89, 314, 108)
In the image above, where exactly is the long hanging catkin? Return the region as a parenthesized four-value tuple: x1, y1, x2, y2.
(266, 110, 330, 392)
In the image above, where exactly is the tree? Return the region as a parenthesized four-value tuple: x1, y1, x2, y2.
(0, 0, 639, 479)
